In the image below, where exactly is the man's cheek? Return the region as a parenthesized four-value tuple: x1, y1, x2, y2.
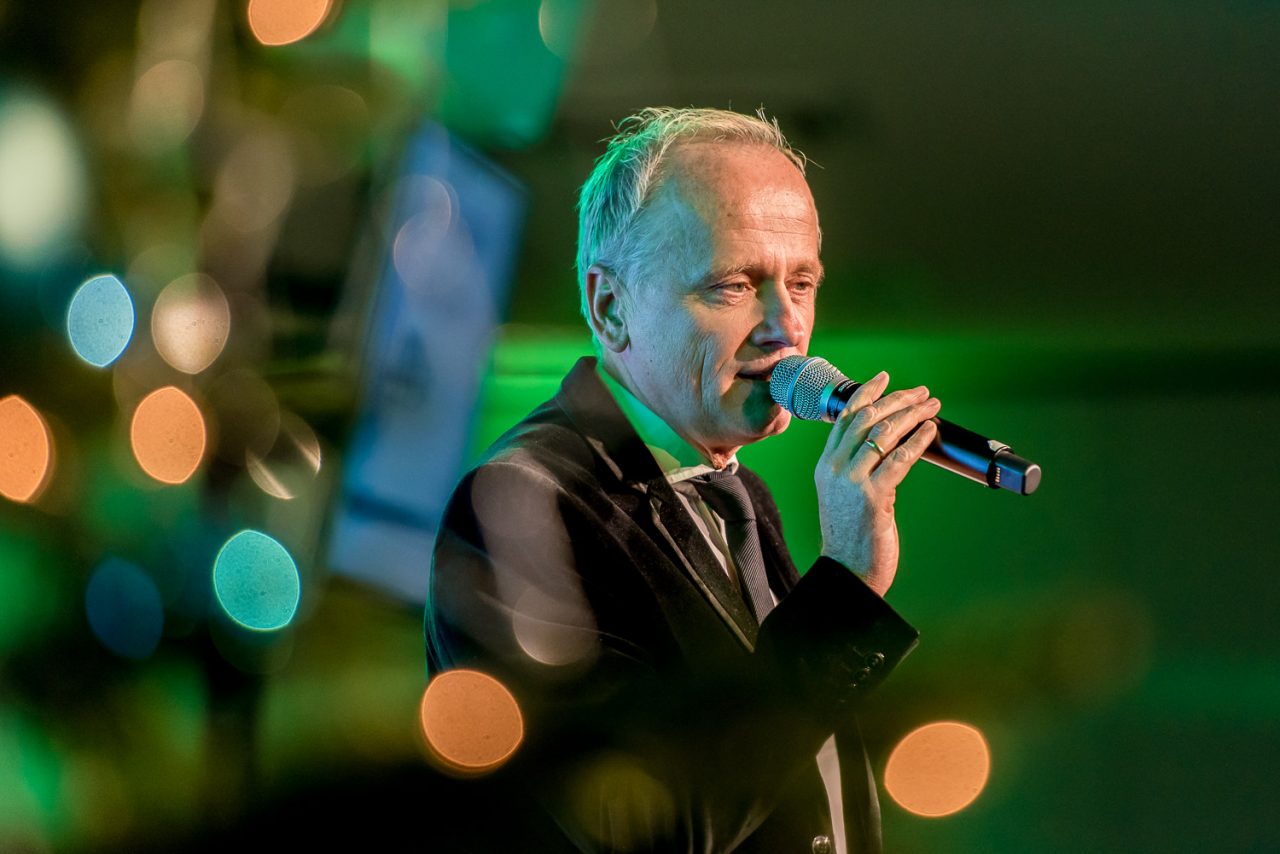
(719, 376, 755, 411)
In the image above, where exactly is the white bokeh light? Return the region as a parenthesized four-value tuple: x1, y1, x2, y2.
(0, 92, 87, 270)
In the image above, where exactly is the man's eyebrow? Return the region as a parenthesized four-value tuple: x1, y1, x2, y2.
(795, 261, 825, 281)
(697, 263, 750, 285)
(697, 261, 826, 285)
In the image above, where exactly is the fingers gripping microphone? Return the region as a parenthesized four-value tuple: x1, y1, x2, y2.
(770, 356, 1042, 495)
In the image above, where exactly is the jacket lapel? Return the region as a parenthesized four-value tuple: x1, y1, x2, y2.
(555, 358, 760, 650)
(643, 474, 759, 649)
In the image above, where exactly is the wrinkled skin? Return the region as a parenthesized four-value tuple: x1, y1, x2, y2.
(587, 141, 940, 595)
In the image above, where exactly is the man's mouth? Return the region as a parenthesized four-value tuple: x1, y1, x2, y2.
(738, 366, 775, 383)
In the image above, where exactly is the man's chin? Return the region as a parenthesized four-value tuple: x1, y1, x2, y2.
(737, 404, 792, 444)
(759, 405, 793, 437)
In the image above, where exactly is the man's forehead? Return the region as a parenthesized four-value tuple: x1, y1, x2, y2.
(660, 141, 813, 209)
(655, 144, 814, 229)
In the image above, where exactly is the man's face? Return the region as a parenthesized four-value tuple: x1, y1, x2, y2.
(611, 142, 822, 461)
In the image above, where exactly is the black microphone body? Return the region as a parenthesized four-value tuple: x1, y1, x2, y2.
(769, 356, 1041, 496)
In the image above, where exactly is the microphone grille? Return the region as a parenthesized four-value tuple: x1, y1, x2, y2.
(769, 356, 847, 421)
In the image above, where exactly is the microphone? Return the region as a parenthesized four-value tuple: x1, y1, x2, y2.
(769, 355, 1041, 495)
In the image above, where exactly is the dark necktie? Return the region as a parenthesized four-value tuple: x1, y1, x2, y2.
(690, 470, 775, 625)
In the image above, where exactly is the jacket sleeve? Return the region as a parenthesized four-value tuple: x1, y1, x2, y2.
(425, 459, 917, 852)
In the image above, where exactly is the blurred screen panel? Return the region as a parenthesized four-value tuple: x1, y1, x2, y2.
(327, 121, 525, 603)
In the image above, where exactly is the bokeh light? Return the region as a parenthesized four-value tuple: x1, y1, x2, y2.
(150, 273, 230, 374)
(565, 752, 676, 850)
(537, 0, 581, 60)
(884, 721, 991, 818)
(128, 59, 205, 153)
(212, 529, 300, 631)
(67, 274, 135, 367)
(1048, 588, 1155, 703)
(0, 91, 87, 270)
(84, 558, 164, 660)
(245, 410, 322, 500)
(419, 669, 523, 776)
(391, 176, 456, 290)
(569, 0, 657, 62)
(130, 386, 206, 484)
(0, 529, 61, 662)
(246, 0, 334, 47)
(281, 84, 369, 186)
(0, 396, 54, 504)
(470, 464, 566, 542)
(212, 130, 296, 233)
(511, 586, 598, 668)
(137, 0, 217, 61)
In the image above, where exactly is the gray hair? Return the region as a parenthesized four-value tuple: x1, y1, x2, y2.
(575, 106, 807, 328)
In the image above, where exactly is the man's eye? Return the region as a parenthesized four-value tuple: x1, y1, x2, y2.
(790, 279, 818, 294)
(714, 281, 751, 295)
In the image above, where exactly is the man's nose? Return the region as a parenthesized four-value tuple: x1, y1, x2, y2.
(753, 282, 805, 348)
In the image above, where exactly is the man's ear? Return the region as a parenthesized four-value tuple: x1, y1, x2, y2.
(585, 265, 628, 353)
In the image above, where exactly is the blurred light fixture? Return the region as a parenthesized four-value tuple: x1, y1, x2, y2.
(511, 585, 598, 668)
(0, 395, 54, 503)
(247, 0, 334, 46)
(211, 130, 296, 233)
(568, 0, 656, 63)
(281, 85, 369, 186)
(565, 751, 676, 850)
(137, 0, 216, 62)
(130, 386, 206, 484)
(151, 273, 230, 374)
(246, 410, 322, 500)
(128, 59, 205, 153)
(390, 175, 456, 290)
(0, 91, 87, 271)
(419, 669, 524, 775)
(85, 557, 165, 659)
(67, 274, 135, 368)
(212, 529, 301, 631)
(885, 720, 991, 818)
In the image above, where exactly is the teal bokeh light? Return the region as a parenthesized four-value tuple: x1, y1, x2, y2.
(84, 558, 164, 660)
(66, 273, 134, 367)
(212, 530, 300, 631)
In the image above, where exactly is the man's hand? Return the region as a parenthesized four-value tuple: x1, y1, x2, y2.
(814, 371, 940, 596)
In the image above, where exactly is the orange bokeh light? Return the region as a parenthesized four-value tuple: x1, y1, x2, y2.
(0, 395, 53, 503)
(419, 669, 524, 776)
(884, 721, 991, 818)
(246, 0, 333, 46)
(130, 386, 206, 484)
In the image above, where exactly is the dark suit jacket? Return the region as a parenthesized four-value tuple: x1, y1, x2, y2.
(426, 357, 919, 853)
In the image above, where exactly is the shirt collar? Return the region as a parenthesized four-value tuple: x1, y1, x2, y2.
(595, 362, 736, 483)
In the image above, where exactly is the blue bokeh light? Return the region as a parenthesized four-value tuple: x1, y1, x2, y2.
(212, 530, 300, 631)
(66, 273, 134, 367)
(84, 558, 165, 660)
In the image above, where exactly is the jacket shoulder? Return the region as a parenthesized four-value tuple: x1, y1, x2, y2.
(476, 398, 598, 487)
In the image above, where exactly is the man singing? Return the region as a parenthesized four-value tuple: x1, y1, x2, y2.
(425, 107, 941, 853)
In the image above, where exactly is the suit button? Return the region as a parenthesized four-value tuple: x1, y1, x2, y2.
(811, 835, 833, 854)
(864, 651, 885, 669)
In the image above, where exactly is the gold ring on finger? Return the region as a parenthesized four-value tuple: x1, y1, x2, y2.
(863, 438, 887, 457)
